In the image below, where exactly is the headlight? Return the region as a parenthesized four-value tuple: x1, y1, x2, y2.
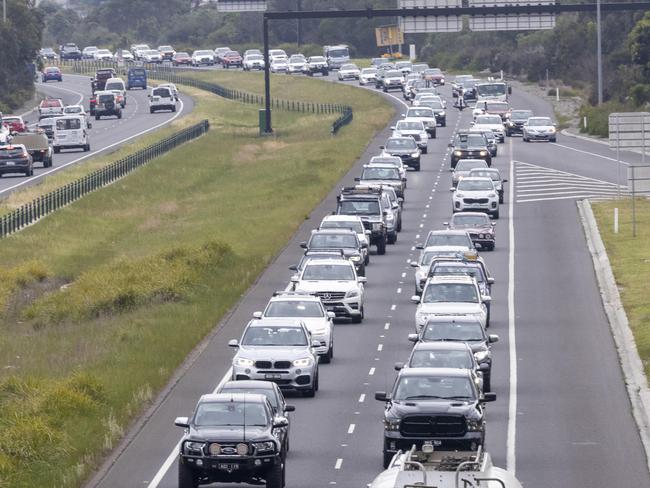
(372, 223, 382, 231)
(184, 441, 206, 455)
(440, 111, 445, 116)
(384, 418, 400, 431)
(350, 255, 361, 262)
(253, 441, 276, 453)
(467, 419, 483, 432)
(293, 357, 313, 367)
(346, 289, 360, 298)
(236, 443, 249, 455)
(456, 193, 464, 198)
(312, 327, 328, 336)
(549, 127, 556, 133)
(235, 357, 254, 367)
(479, 150, 487, 156)
(478, 233, 485, 238)
(411, 152, 419, 158)
(474, 350, 490, 362)
(488, 193, 496, 198)
(385, 213, 394, 221)
(454, 150, 462, 156)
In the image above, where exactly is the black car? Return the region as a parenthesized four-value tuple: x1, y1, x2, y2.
(175, 393, 287, 488)
(446, 212, 496, 251)
(506, 109, 534, 136)
(337, 186, 387, 255)
(301, 228, 366, 276)
(375, 367, 495, 468)
(94, 92, 122, 120)
(60, 43, 82, 60)
(10, 133, 53, 168)
(408, 317, 499, 391)
(383, 137, 421, 171)
(0, 144, 34, 176)
(449, 132, 491, 169)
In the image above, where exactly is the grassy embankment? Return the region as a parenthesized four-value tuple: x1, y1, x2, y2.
(0, 72, 393, 487)
(592, 199, 650, 377)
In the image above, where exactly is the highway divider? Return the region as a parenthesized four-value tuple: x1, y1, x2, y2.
(0, 120, 209, 239)
(62, 60, 353, 134)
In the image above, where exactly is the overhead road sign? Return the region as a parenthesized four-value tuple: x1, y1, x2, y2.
(398, 0, 462, 33)
(469, 0, 555, 31)
(376, 25, 404, 47)
(216, 0, 267, 12)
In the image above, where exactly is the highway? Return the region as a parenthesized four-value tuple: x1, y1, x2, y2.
(0, 74, 193, 197)
(84, 71, 650, 488)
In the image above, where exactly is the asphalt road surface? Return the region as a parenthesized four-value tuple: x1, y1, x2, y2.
(0, 74, 193, 198)
(85, 71, 650, 488)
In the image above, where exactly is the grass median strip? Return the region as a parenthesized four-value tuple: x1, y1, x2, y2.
(592, 199, 650, 377)
(0, 74, 392, 486)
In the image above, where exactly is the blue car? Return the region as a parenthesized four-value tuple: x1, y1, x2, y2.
(126, 67, 147, 90)
(42, 67, 62, 82)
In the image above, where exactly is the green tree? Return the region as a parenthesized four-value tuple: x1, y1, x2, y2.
(629, 12, 650, 80)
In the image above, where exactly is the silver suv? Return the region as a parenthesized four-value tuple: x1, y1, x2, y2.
(229, 318, 320, 397)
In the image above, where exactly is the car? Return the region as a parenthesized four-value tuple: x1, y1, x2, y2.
(369, 154, 407, 181)
(10, 132, 53, 168)
(60, 42, 82, 60)
(449, 132, 491, 169)
(268, 49, 287, 62)
(2, 115, 26, 133)
(158, 45, 176, 61)
(158, 83, 180, 101)
(38, 98, 64, 120)
(460, 79, 479, 102)
(383, 136, 421, 171)
(483, 100, 510, 121)
(149, 86, 176, 113)
(451, 176, 500, 219)
(39, 47, 58, 60)
(411, 62, 429, 74)
(402, 78, 424, 100)
(408, 316, 499, 391)
(35, 117, 59, 140)
(337, 63, 361, 81)
(287, 54, 307, 74)
(229, 318, 320, 396)
(505, 109, 534, 136)
(418, 100, 446, 127)
(130, 44, 151, 60)
(126, 67, 147, 90)
(336, 185, 388, 255)
(375, 367, 495, 467)
(523, 116, 557, 142)
(192, 50, 215, 66)
(91, 68, 117, 93)
(114, 49, 135, 62)
(104, 77, 127, 108)
(446, 212, 496, 251)
(377, 69, 404, 92)
(0, 144, 34, 176)
(290, 258, 366, 323)
(411, 275, 490, 331)
(243, 54, 265, 71)
(244, 49, 262, 57)
(41, 66, 62, 83)
(174, 393, 287, 488)
(411, 92, 438, 107)
(469, 167, 507, 203)
(410, 245, 477, 295)
(303, 56, 329, 76)
(416, 229, 476, 253)
(300, 228, 366, 276)
(82, 46, 98, 59)
(451, 159, 489, 188)
(404, 107, 437, 137)
(142, 49, 163, 63)
(356, 164, 406, 199)
(172, 52, 192, 66)
(53, 115, 90, 153)
(0, 119, 10, 143)
(472, 101, 488, 120)
(214, 47, 232, 63)
(377, 184, 403, 236)
(270, 58, 289, 73)
(93, 91, 122, 120)
(93, 49, 113, 61)
(452, 75, 474, 97)
(472, 114, 505, 142)
(371, 57, 391, 68)
(391, 119, 428, 153)
(289, 250, 348, 275)
(395, 61, 412, 75)
(424, 67, 445, 85)
(359, 68, 378, 85)
(222, 50, 243, 68)
(469, 129, 498, 157)
(318, 215, 371, 265)
(254, 291, 335, 363)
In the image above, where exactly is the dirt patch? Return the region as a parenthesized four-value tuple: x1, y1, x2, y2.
(515, 81, 582, 127)
(2, 276, 69, 324)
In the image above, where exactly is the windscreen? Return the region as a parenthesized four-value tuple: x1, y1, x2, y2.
(265, 300, 323, 318)
(241, 326, 308, 346)
(425, 234, 471, 248)
(193, 402, 268, 427)
(422, 321, 484, 342)
(320, 220, 364, 233)
(432, 264, 485, 283)
(409, 349, 473, 369)
(452, 214, 490, 226)
(393, 376, 475, 401)
(309, 233, 358, 249)
(361, 167, 400, 180)
(477, 83, 506, 96)
(457, 179, 494, 191)
(422, 283, 478, 303)
(386, 138, 416, 151)
(456, 160, 488, 172)
(339, 200, 380, 215)
(528, 118, 553, 127)
(302, 263, 355, 281)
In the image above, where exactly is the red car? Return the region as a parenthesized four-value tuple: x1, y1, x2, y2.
(222, 50, 243, 68)
(2, 116, 26, 133)
(172, 52, 192, 66)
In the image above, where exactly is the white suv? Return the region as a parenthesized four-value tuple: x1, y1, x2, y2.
(149, 86, 177, 113)
(411, 275, 490, 332)
(290, 259, 366, 323)
(254, 291, 335, 363)
(451, 177, 500, 219)
(472, 114, 506, 142)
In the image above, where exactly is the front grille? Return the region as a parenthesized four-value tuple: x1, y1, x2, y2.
(274, 361, 291, 369)
(400, 415, 467, 437)
(315, 291, 346, 301)
(464, 198, 489, 204)
(411, 134, 421, 141)
(255, 361, 272, 369)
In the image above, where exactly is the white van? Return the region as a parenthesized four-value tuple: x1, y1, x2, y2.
(53, 115, 90, 153)
(104, 77, 127, 108)
(149, 86, 176, 113)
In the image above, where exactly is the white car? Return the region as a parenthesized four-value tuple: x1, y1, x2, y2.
(158, 83, 179, 101)
(404, 107, 437, 138)
(391, 119, 428, 153)
(290, 258, 366, 323)
(93, 49, 113, 61)
(472, 101, 488, 120)
(191, 50, 215, 66)
(270, 57, 289, 73)
(62, 104, 92, 128)
(318, 214, 371, 265)
(410, 245, 477, 295)
(82, 46, 98, 59)
(149, 86, 176, 113)
(288, 55, 307, 74)
(254, 291, 335, 362)
(523, 116, 557, 142)
(142, 50, 162, 63)
(472, 114, 506, 142)
(268, 49, 287, 61)
(53, 115, 90, 153)
(104, 78, 127, 108)
(243, 54, 265, 71)
(338, 63, 361, 81)
(412, 275, 490, 332)
(131, 44, 150, 59)
(395, 61, 412, 75)
(359, 68, 378, 85)
(451, 176, 500, 218)
(114, 49, 134, 62)
(369, 153, 407, 180)
(0, 122, 10, 144)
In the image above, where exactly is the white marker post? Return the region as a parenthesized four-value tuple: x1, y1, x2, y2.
(614, 207, 619, 234)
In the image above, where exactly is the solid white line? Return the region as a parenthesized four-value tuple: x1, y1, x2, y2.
(335, 458, 343, 470)
(359, 394, 366, 403)
(507, 139, 517, 474)
(0, 97, 186, 196)
(516, 194, 620, 203)
(552, 141, 630, 165)
(347, 424, 356, 434)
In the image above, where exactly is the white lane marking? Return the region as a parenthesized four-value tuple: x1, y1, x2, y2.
(419, 223, 424, 228)
(335, 458, 343, 470)
(517, 188, 620, 198)
(517, 194, 618, 203)
(384, 322, 390, 330)
(359, 394, 366, 403)
(401, 272, 406, 278)
(147, 365, 232, 487)
(552, 142, 630, 165)
(377, 344, 383, 352)
(369, 367, 376, 376)
(516, 181, 619, 189)
(0, 97, 186, 196)
(396, 287, 402, 294)
(507, 139, 517, 474)
(390, 304, 396, 311)
(347, 424, 356, 434)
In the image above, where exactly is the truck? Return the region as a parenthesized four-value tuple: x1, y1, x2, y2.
(323, 44, 350, 70)
(10, 132, 53, 168)
(369, 444, 523, 488)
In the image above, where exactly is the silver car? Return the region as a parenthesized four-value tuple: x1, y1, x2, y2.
(229, 318, 320, 397)
(523, 116, 557, 142)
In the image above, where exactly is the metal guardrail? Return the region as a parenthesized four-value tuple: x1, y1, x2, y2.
(62, 60, 354, 134)
(0, 120, 209, 239)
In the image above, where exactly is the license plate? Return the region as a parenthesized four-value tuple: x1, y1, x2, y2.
(265, 373, 281, 380)
(218, 463, 239, 471)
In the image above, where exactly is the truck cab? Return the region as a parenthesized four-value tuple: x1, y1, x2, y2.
(323, 44, 350, 70)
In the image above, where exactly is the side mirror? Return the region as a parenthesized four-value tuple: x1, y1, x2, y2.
(488, 334, 499, 343)
(311, 339, 321, 348)
(491, 221, 497, 226)
(482, 295, 492, 303)
(479, 363, 490, 372)
(228, 339, 239, 348)
(290, 275, 299, 283)
(487, 277, 495, 285)
(443, 221, 449, 226)
(410, 261, 419, 268)
(502, 179, 508, 183)
(358, 276, 367, 284)
(253, 311, 263, 319)
(379, 145, 385, 150)
(481, 392, 497, 403)
(327, 311, 336, 319)
(415, 244, 424, 250)
(174, 416, 190, 428)
(447, 143, 452, 148)
(449, 168, 454, 172)
(299, 241, 308, 249)
(390, 126, 395, 130)
(410, 295, 420, 304)
(407, 333, 419, 343)
(288, 265, 298, 271)
(375, 391, 390, 402)
(394, 362, 404, 371)
(273, 416, 289, 428)
(450, 187, 456, 192)
(365, 230, 371, 236)
(284, 405, 296, 413)
(361, 242, 368, 248)
(354, 177, 360, 182)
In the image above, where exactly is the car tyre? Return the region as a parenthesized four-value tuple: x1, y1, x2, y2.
(303, 378, 317, 397)
(396, 218, 402, 232)
(387, 232, 397, 244)
(172, 105, 177, 113)
(376, 236, 387, 255)
(53, 146, 60, 154)
(383, 451, 393, 469)
(117, 112, 122, 119)
(422, 146, 428, 154)
(178, 459, 199, 488)
(550, 137, 557, 142)
(266, 461, 284, 488)
(352, 306, 363, 324)
(492, 209, 499, 219)
(483, 372, 491, 392)
(95, 115, 100, 120)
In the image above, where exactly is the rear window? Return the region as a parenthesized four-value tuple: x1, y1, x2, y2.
(0, 147, 24, 158)
(98, 94, 114, 103)
(41, 100, 62, 108)
(56, 118, 81, 130)
(130, 69, 146, 76)
(152, 88, 171, 97)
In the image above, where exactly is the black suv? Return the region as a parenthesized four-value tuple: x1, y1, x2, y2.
(375, 367, 496, 468)
(336, 186, 387, 255)
(506, 109, 534, 136)
(301, 228, 366, 276)
(60, 43, 81, 60)
(383, 137, 421, 171)
(449, 132, 491, 169)
(175, 393, 287, 488)
(94, 92, 122, 120)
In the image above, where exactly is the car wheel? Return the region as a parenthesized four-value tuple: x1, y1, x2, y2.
(95, 115, 100, 120)
(358, 263, 366, 277)
(396, 218, 402, 232)
(53, 146, 60, 154)
(149, 108, 154, 114)
(422, 146, 428, 154)
(499, 195, 504, 204)
(550, 137, 557, 142)
(117, 112, 122, 119)
(388, 232, 397, 244)
(414, 163, 421, 171)
(376, 236, 387, 255)
(178, 459, 199, 488)
(352, 306, 363, 324)
(84, 144, 90, 152)
(492, 209, 499, 219)
(383, 451, 393, 469)
(483, 372, 491, 392)
(303, 380, 316, 398)
(172, 105, 176, 112)
(266, 461, 284, 488)
(364, 253, 369, 266)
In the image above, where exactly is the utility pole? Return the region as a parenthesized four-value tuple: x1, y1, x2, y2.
(3, 0, 7, 23)
(296, 0, 302, 47)
(596, 0, 603, 104)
